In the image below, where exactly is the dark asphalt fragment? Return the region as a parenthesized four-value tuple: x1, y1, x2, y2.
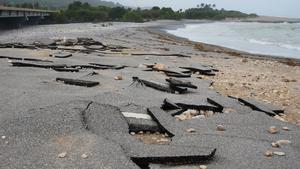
(56, 78, 99, 87)
(0, 55, 52, 62)
(52, 67, 80, 72)
(161, 98, 181, 110)
(166, 78, 198, 89)
(131, 53, 191, 58)
(147, 107, 184, 137)
(49, 52, 73, 58)
(10, 61, 67, 69)
(130, 144, 216, 168)
(238, 98, 283, 116)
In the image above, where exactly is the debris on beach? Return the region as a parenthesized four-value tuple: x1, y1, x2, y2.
(216, 125, 226, 131)
(273, 151, 286, 156)
(114, 75, 123, 80)
(282, 126, 290, 131)
(199, 165, 208, 169)
(56, 78, 99, 87)
(267, 126, 278, 134)
(130, 76, 187, 94)
(186, 128, 196, 133)
(81, 153, 89, 159)
(58, 152, 67, 158)
(49, 51, 73, 58)
(264, 150, 273, 157)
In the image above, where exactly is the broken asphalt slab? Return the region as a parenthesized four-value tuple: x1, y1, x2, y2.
(0, 101, 217, 169)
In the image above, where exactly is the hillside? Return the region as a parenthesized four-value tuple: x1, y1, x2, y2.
(0, 0, 121, 8)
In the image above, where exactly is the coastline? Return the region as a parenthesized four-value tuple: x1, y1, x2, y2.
(146, 20, 300, 66)
(145, 20, 300, 123)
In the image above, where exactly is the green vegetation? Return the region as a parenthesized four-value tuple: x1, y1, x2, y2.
(1, 1, 258, 23)
(0, 0, 120, 8)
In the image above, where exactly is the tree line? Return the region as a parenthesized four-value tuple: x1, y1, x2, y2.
(2, 1, 257, 23)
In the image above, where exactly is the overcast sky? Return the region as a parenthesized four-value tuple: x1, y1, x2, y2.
(109, 0, 300, 18)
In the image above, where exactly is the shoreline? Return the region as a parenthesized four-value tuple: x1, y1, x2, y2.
(146, 20, 300, 66)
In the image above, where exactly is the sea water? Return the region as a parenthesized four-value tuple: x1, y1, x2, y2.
(166, 22, 300, 59)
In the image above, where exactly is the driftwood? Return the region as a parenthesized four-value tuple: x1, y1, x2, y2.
(166, 78, 197, 89)
(56, 78, 99, 87)
(132, 53, 191, 58)
(0, 55, 52, 62)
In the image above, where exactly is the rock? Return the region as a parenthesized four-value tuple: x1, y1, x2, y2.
(271, 142, 280, 148)
(153, 63, 166, 71)
(175, 115, 186, 121)
(4, 141, 8, 144)
(282, 126, 290, 131)
(276, 140, 291, 146)
(138, 131, 144, 134)
(267, 126, 278, 134)
(274, 115, 286, 122)
(186, 128, 196, 133)
(264, 150, 273, 157)
(242, 59, 248, 63)
(1, 135, 6, 139)
(58, 152, 67, 158)
(204, 111, 214, 117)
(158, 138, 170, 142)
(145, 57, 149, 60)
(81, 153, 88, 159)
(223, 108, 236, 113)
(273, 151, 285, 156)
(114, 75, 123, 80)
(216, 125, 226, 131)
(192, 115, 205, 119)
(130, 132, 136, 135)
(199, 165, 208, 169)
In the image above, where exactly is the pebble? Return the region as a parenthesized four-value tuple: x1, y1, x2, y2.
(274, 115, 286, 122)
(267, 126, 278, 134)
(158, 138, 169, 142)
(130, 132, 135, 135)
(81, 153, 88, 159)
(264, 150, 273, 157)
(276, 140, 291, 146)
(114, 75, 123, 80)
(199, 165, 208, 169)
(216, 125, 226, 131)
(58, 152, 67, 158)
(192, 115, 205, 119)
(145, 57, 149, 60)
(186, 128, 196, 133)
(273, 151, 285, 156)
(138, 131, 144, 134)
(271, 142, 280, 148)
(282, 127, 290, 131)
(1, 136, 6, 139)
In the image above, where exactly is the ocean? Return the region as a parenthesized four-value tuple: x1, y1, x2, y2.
(166, 22, 300, 59)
